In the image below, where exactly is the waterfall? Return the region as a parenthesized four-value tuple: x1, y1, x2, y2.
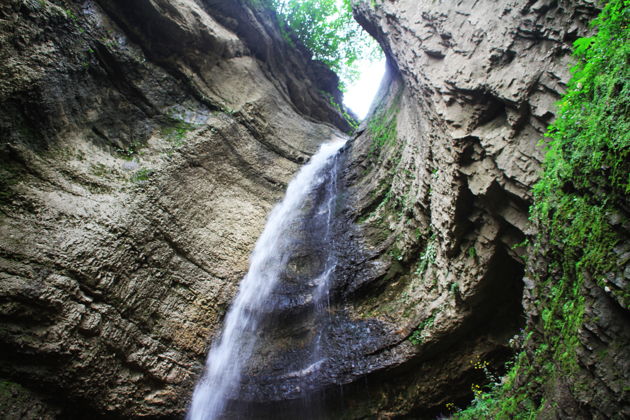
(187, 138, 346, 420)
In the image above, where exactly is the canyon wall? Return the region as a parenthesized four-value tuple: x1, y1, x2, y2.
(1, 0, 627, 419)
(0, 0, 347, 417)
(336, 0, 628, 418)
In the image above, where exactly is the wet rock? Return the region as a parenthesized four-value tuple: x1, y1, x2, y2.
(2, 0, 625, 419)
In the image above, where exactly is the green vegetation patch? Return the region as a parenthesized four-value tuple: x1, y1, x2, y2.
(321, 91, 358, 131)
(116, 139, 144, 161)
(130, 167, 154, 183)
(415, 235, 437, 276)
(408, 312, 436, 345)
(367, 91, 401, 157)
(160, 118, 196, 148)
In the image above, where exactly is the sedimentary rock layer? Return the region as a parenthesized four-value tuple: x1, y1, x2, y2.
(331, 1, 628, 418)
(2, 0, 627, 419)
(0, 0, 346, 417)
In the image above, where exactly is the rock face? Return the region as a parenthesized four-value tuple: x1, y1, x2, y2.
(2, 0, 627, 419)
(235, 0, 600, 416)
(0, 0, 347, 417)
(329, 0, 627, 418)
(184, 1, 626, 419)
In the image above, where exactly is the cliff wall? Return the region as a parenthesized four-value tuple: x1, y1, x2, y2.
(338, 0, 627, 418)
(0, 0, 347, 417)
(1, 0, 627, 419)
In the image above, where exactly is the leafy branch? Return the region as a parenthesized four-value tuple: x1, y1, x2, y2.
(265, 0, 383, 90)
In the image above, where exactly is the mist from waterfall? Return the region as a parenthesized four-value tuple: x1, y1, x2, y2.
(187, 138, 346, 420)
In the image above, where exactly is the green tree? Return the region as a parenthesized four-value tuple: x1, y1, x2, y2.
(270, 0, 382, 90)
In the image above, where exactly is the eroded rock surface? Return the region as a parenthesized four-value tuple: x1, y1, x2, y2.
(0, 0, 347, 417)
(2, 0, 627, 419)
(322, 0, 627, 418)
(315, 0, 604, 417)
(215, 2, 611, 418)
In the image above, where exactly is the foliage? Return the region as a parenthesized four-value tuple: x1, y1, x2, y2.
(467, 246, 477, 259)
(367, 91, 401, 156)
(449, 281, 459, 295)
(408, 313, 435, 345)
(354, 88, 404, 224)
(321, 90, 359, 130)
(130, 167, 154, 183)
(161, 118, 195, 148)
(368, 108, 397, 152)
(266, 0, 382, 90)
(455, 1, 629, 417)
(415, 235, 436, 275)
(116, 139, 144, 161)
(64, 8, 78, 21)
(532, 0, 629, 312)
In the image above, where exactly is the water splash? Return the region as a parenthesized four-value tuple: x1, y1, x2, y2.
(187, 138, 346, 420)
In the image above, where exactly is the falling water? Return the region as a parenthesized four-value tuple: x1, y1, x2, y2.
(187, 138, 346, 420)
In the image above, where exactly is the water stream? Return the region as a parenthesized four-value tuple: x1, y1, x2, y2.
(187, 138, 346, 420)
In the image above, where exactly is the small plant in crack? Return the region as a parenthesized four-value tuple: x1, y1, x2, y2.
(130, 167, 154, 183)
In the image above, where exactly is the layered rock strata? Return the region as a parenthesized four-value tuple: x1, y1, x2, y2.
(0, 0, 346, 417)
(2, 0, 627, 419)
(330, 0, 627, 417)
(218, 2, 616, 419)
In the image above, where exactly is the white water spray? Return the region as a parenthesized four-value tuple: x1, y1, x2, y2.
(187, 138, 346, 420)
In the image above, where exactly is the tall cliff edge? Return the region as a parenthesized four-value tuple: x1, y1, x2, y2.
(336, 0, 628, 418)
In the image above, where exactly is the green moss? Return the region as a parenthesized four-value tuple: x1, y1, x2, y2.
(389, 245, 403, 261)
(130, 167, 154, 183)
(64, 8, 78, 21)
(116, 139, 144, 161)
(357, 84, 407, 227)
(367, 93, 400, 157)
(415, 235, 436, 275)
(449, 281, 459, 295)
(320, 91, 358, 132)
(467, 246, 477, 259)
(160, 118, 195, 148)
(529, 0, 628, 382)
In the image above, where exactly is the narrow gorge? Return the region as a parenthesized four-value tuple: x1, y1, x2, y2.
(0, 0, 628, 419)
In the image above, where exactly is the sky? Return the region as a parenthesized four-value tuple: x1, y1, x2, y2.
(343, 58, 387, 120)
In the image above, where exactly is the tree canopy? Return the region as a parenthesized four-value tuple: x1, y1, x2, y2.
(268, 0, 382, 90)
